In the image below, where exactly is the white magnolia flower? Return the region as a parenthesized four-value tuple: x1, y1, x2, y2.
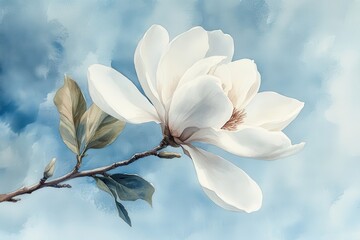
(88, 25, 305, 213)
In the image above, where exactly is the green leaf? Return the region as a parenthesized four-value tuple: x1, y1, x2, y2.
(110, 174, 155, 206)
(53, 76, 87, 154)
(114, 200, 132, 226)
(80, 104, 125, 151)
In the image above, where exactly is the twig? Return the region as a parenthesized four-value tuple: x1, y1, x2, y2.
(0, 139, 168, 203)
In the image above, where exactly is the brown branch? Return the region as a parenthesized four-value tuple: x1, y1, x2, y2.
(0, 140, 168, 203)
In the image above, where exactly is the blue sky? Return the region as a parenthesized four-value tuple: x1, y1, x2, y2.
(0, 0, 359, 239)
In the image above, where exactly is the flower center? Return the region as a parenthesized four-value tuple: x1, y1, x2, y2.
(221, 108, 246, 131)
(163, 126, 181, 147)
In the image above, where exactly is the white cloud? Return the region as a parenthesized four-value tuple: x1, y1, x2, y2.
(0, 1, 66, 131)
(0, 122, 35, 192)
(324, 8, 360, 154)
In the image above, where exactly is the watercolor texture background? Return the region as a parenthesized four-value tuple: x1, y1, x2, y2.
(0, 0, 359, 239)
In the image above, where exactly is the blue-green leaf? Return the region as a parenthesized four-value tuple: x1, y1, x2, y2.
(94, 174, 155, 226)
(110, 173, 155, 206)
(94, 176, 132, 226)
(115, 200, 132, 226)
(94, 177, 113, 196)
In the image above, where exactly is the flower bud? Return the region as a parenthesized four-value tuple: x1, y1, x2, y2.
(43, 158, 56, 179)
(158, 152, 181, 159)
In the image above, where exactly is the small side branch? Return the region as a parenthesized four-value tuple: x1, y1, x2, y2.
(50, 184, 72, 189)
(0, 140, 168, 203)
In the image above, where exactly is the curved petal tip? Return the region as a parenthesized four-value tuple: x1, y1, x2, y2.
(183, 145, 263, 213)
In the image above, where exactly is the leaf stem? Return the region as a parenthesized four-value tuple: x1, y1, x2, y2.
(0, 140, 168, 203)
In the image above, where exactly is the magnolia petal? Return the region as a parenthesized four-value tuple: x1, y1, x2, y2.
(182, 145, 262, 213)
(243, 91, 305, 131)
(227, 59, 261, 110)
(168, 75, 233, 137)
(177, 56, 226, 87)
(264, 141, 305, 160)
(88, 64, 160, 124)
(206, 30, 234, 63)
(187, 126, 305, 160)
(134, 25, 169, 121)
(213, 64, 232, 93)
(156, 27, 209, 107)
